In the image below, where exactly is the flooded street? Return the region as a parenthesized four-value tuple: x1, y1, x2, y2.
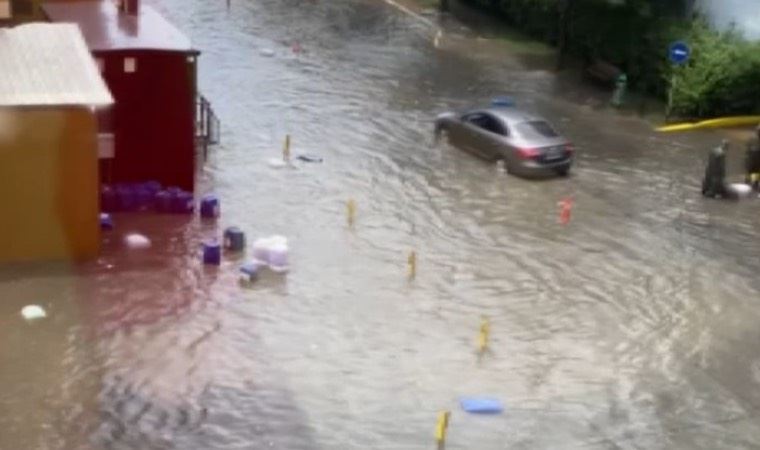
(2, 0, 760, 448)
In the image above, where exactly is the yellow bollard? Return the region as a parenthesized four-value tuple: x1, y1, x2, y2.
(434, 410, 450, 445)
(478, 317, 490, 353)
(408, 250, 417, 280)
(283, 134, 291, 162)
(347, 199, 356, 228)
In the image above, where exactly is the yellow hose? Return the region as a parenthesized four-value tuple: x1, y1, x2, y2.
(657, 116, 760, 132)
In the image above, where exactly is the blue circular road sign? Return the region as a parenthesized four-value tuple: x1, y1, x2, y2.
(669, 41, 690, 65)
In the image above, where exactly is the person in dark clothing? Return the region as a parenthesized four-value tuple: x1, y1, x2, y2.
(702, 140, 729, 198)
(744, 124, 760, 190)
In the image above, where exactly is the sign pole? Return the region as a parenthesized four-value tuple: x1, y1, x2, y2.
(666, 41, 690, 119)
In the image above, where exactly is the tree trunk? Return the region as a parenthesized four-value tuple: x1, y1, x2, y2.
(556, 0, 572, 71)
(440, 0, 450, 12)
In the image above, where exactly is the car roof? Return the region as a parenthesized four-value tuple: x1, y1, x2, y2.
(480, 107, 545, 125)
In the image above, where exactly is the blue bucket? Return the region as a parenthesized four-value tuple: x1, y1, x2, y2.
(200, 195, 220, 219)
(223, 227, 246, 252)
(203, 240, 222, 266)
(99, 213, 114, 231)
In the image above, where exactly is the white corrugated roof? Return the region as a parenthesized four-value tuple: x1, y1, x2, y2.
(0, 23, 113, 107)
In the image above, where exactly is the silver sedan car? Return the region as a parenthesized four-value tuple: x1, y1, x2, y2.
(435, 102, 574, 177)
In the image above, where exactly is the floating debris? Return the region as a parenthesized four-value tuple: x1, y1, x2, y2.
(21, 304, 47, 321)
(124, 233, 151, 249)
(100, 213, 114, 230)
(239, 261, 260, 282)
(460, 397, 503, 414)
(296, 154, 323, 163)
(200, 194, 220, 219)
(252, 235, 289, 272)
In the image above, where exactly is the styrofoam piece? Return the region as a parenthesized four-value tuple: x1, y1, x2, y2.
(268, 244, 289, 273)
(251, 235, 289, 271)
(21, 305, 47, 321)
(728, 183, 752, 198)
(252, 239, 271, 264)
(124, 233, 151, 249)
(260, 48, 275, 57)
(267, 158, 288, 168)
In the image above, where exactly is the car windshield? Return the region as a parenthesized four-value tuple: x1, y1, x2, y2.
(514, 120, 558, 140)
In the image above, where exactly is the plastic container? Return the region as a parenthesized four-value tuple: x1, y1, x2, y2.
(101, 185, 118, 212)
(239, 262, 260, 281)
(135, 187, 153, 210)
(116, 185, 136, 211)
(200, 194, 220, 219)
(460, 397, 504, 414)
(268, 244, 289, 272)
(223, 227, 246, 252)
(252, 238, 271, 264)
(202, 239, 221, 266)
(252, 235, 289, 270)
(100, 213, 114, 230)
(172, 191, 195, 214)
(155, 190, 173, 213)
(143, 181, 162, 195)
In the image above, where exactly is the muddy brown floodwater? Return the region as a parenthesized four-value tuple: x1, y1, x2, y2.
(2, 0, 760, 449)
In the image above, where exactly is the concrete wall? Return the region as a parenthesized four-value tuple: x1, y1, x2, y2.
(0, 106, 100, 262)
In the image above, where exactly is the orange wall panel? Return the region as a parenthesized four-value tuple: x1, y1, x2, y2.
(0, 107, 100, 262)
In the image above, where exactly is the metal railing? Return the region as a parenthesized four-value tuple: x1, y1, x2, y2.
(196, 94, 220, 160)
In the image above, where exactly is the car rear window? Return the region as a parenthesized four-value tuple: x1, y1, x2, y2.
(515, 121, 559, 139)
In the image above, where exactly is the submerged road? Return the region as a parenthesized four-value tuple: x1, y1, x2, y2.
(2, 0, 760, 448)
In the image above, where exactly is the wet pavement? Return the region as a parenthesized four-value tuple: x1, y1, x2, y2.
(2, 0, 760, 449)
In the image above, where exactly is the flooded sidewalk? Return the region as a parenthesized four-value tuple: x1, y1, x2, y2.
(2, 0, 760, 449)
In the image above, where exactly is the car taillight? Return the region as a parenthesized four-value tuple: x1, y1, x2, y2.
(517, 147, 539, 159)
(565, 144, 575, 153)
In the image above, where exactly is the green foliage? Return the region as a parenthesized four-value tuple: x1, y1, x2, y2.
(459, 0, 760, 117)
(668, 20, 760, 117)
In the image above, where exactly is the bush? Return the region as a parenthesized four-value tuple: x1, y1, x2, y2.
(667, 20, 760, 117)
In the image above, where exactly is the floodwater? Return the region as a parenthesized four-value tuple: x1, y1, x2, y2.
(2, 0, 760, 448)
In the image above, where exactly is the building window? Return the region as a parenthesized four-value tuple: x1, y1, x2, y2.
(124, 57, 136, 73)
(0, 1, 10, 18)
